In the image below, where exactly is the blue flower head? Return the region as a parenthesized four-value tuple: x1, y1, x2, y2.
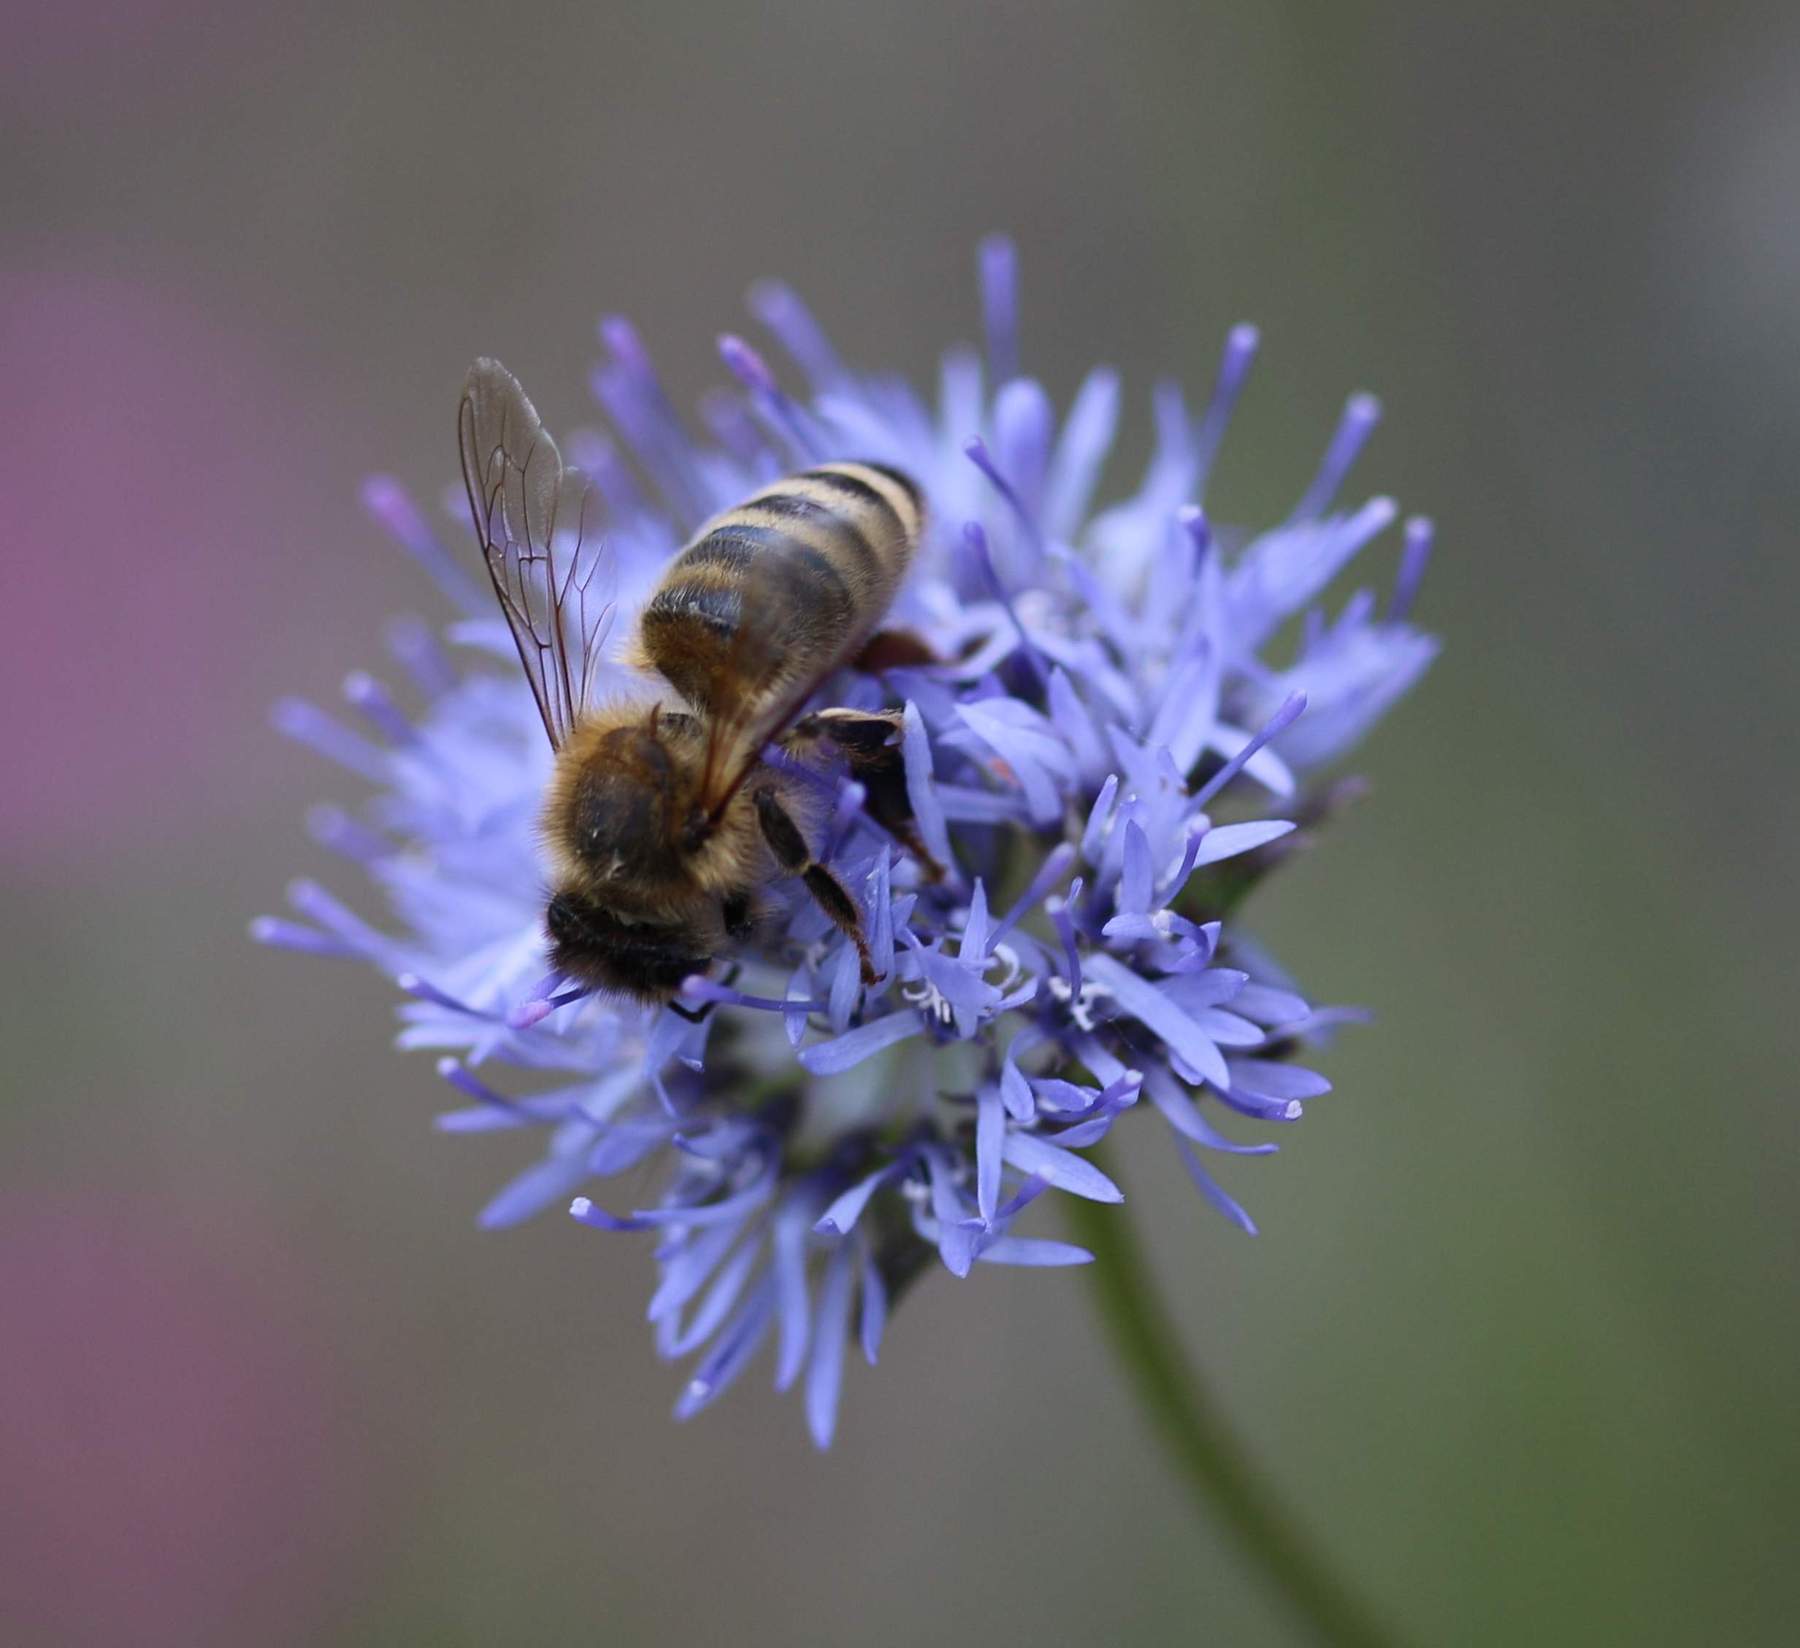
(256, 239, 1437, 1447)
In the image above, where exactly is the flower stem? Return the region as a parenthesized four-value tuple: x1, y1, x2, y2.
(1064, 1159, 1403, 1648)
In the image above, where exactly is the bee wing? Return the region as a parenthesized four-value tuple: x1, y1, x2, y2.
(457, 358, 610, 749)
(695, 554, 847, 822)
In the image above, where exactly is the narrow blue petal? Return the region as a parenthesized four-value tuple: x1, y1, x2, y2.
(1047, 669, 1108, 780)
(632, 1160, 776, 1227)
(1000, 1055, 1036, 1123)
(673, 1275, 777, 1422)
(979, 233, 1019, 383)
(1227, 1059, 1333, 1101)
(1392, 515, 1434, 620)
(479, 1141, 595, 1229)
(1294, 391, 1382, 520)
(1194, 322, 1260, 481)
(1083, 952, 1230, 1089)
(976, 1083, 1005, 1223)
(995, 378, 1053, 521)
(1173, 1137, 1259, 1235)
(569, 1196, 654, 1232)
(1044, 366, 1120, 540)
(1234, 983, 1312, 1026)
(1118, 820, 1153, 914)
(772, 1203, 813, 1390)
(747, 279, 849, 392)
(1163, 969, 1249, 1012)
(858, 1243, 887, 1366)
(666, 1237, 763, 1358)
(1001, 1132, 1123, 1203)
(976, 1236, 1094, 1267)
(647, 1216, 742, 1320)
(814, 1160, 905, 1236)
(901, 701, 954, 871)
(1194, 1008, 1267, 1047)
(1042, 1113, 1116, 1149)
(961, 878, 992, 961)
(1193, 820, 1295, 866)
(797, 1011, 925, 1076)
(1144, 1067, 1278, 1156)
(805, 1241, 857, 1448)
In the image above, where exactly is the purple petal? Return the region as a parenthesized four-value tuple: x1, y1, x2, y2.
(673, 1275, 776, 1421)
(1173, 1137, 1258, 1235)
(814, 1160, 905, 1236)
(979, 233, 1019, 383)
(569, 1195, 654, 1233)
(1083, 952, 1230, 1090)
(631, 1159, 776, 1227)
(1118, 820, 1153, 914)
(1000, 1051, 1037, 1123)
(1294, 391, 1382, 520)
(1391, 515, 1434, 620)
(1193, 819, 1295, 866)
(995, 378, 1053, 520)
(479, 1141, 595, 1229)
(797, 1011, 925, 1076)
(1144, 1068, 1277, 1157)
(1193, 1008, 1266, 1047)
(1193, 695, 1307, 807)
(587, 1115, 677, 1175)
(1231, 983, 1309, 1025)
(961, 878, 992, 961)
(901, 701, 954, 871)
(1163, 968, 1248, 1012)
(1227, 1059, 1333, 1101)
(976, 1084, 1005, 1222)
(360, 474, 487, 615)
(1044, 366, 1120, 540)
(865, 849, 895, 982)
(666, 1236, 763, 1357)
(772, 1202, 813, 1390)
(747, 279, 848, 392)
(976, 1236, 1094, 1267)
(805, 1241, 857, 1448)
(1195, 322, 1260, 481)
(1047, 668, 1108, 779)
(826, 939, 863, 1032)
(647, 1216, 743, 1320)
(1080, 774, 1120, 864)
(1001, 1132, 1123, 1203)
(858, 1243, 887, 1365)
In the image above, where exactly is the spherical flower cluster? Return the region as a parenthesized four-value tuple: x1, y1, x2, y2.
(256, 239, 1437, 1447)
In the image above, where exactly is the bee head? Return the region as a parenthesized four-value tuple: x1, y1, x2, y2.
(543, 888, 711, 1002)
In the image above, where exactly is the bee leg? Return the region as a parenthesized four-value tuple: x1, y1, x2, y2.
(787, 709, 946, 882)
(753, 786, 878, 985)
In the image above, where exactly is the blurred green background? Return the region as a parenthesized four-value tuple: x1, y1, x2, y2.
(5, 1, 1797, 1643)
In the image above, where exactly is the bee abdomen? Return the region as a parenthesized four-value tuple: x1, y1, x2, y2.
(640, 462, 923, 710)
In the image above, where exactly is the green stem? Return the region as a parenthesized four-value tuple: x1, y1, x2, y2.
(1064, 1154, 1403, 1648)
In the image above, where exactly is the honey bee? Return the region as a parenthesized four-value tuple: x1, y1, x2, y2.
(457, 358, 935, 1005)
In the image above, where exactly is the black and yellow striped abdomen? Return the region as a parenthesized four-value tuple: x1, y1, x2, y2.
(637, 462, 924, 715)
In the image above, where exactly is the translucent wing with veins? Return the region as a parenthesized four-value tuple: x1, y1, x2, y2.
(457, 358, 611, 748)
